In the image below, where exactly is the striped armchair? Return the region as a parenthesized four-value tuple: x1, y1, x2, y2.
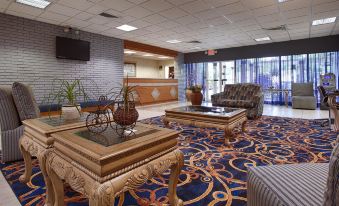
(0, 83, 40, 162)
(211, 83, 264, 119)
(247, 142, 339, 206)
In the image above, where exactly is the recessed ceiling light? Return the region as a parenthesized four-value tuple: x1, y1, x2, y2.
(312, 17, 336, 26)
(255, 37, 271, 42)
(166, 40, 181, 44)
(124, 50, 136, 54)
(192, 47, 201, 50)
(16, 0, 51, 9)
(278, 0, 289, 2)
(158, 56, 169, 59)
(143, 54, 154, 57)
(116, 24, 138, 32)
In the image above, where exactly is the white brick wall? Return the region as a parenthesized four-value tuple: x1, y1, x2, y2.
(0, 13, 124, 104)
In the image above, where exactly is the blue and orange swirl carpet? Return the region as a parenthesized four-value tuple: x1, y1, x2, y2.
(0, 116, 337, 206)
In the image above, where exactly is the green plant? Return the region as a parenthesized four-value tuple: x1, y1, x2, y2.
(118, 76, 136, 111)
(189, 85, 202, 93)
(45, 79, 89, 115)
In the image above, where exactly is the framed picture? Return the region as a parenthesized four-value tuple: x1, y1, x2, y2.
(124, 62, 136, 77)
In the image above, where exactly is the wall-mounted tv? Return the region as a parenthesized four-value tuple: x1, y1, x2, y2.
(56, 37, 90, 61)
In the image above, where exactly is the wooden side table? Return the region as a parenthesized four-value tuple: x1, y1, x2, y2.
(45, 123, 184, 206)
(18, 115, 88, 205)
(327, 92, 339, 132)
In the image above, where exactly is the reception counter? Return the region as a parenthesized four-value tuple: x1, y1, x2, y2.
(124, 78, 178, 105)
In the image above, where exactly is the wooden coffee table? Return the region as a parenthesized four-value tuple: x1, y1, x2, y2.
(45, 123, 184, 206)
(164, 106, 247, 147)
(19, 114, 88, 205)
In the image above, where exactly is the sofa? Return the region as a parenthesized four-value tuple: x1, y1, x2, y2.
(247, 143, 339, 206)
(291, 82, 316, 110)
(0, 82, 40, 162)
(211, 83, 264, 119)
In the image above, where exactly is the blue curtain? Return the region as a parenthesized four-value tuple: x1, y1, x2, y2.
(185, 51, 339, 105)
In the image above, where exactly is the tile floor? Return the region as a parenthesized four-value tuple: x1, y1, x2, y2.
(0, 102, 331, 206)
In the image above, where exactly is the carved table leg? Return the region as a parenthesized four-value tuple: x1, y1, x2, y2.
(224, 126, 233, 148)
(242, 120, 247, 132)
(19, 135, 32, 183)
(168, 150, 184, 206)
(38, 152, 55, 206)
(89, 183, 116, 206)
(46, 159, 64, 206)
(163, 117, 170, 128)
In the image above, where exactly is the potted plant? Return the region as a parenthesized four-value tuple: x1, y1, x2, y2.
(113, 77, 139, 126)
(190, 85, 203, 105)
(45, 79, 88, 120)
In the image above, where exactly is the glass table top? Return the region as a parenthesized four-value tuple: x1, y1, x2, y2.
(167, 106, 242, 116)
(39, 114, 88, 127)
(74, 124, 159, 147)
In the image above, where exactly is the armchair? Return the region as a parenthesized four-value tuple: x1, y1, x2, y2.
(291, 82, 316, 109)
(211, 83, 264, 119)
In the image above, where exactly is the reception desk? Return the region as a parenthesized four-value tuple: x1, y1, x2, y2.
(124, 78, 178, 105)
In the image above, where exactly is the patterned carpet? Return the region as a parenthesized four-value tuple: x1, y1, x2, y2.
(0, 116, 337, 206)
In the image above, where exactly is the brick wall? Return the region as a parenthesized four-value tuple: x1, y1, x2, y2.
(0, 13, 124, 104)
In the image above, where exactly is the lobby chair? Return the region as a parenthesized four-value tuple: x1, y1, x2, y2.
(247, 141, 339, 206)
(291, 82, 316, 110)
(316, 86, 332, 127)
(0, 82, 40, 162)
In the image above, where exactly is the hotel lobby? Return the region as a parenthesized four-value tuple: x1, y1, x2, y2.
(1, 0, 339, 206)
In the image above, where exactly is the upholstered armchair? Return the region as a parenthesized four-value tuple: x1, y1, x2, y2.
(247, 142, 339, 206)
(211, 83, 264, 119)
(0, 82, 40, 162)
(291, 82, 316, 110)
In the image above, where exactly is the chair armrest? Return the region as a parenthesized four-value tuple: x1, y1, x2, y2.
(1, 125, 25, 162)
(211, 92, 227, 103)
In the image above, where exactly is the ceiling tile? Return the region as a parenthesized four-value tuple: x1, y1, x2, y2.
(195, 9, 221, 20)
(63, 18, 92, 28)
(127, 0, 148, 4)
(207, 0, 240, 8)
(217, 2, 247, 15)
(0, 0, 11, 12)
(84, 23, 109, 32)
(86, 4, 107, 15)
(36, 17, 63, 25)
(175, 15, 200, 25)
(242, 0, 276, 9)
(88, 15, 112, 25)
(47, 3, 81, 17)
(140, 0, 173, 12)
(123, 6, 153, 18)
(226, 11, 253, 23)
(165, 0, 195, 6)
(158, 20, 181, 29)
(129, 19, 151, 28)
(161, 7, 188, 19)
(99, 0, 134, 11)
(144, 25, 163, 32)
(105, 20, 123, 28)
(279, 0, 311, 11)
(143, 14, 167, 24)
(6, 9, 36, 19)
(181, 0, 210, 14)
(39, 11, 70, 22)
(7, 2, 43, 16)
(282, 7, 310, 19)
(252, 4, 279, 17)
(74, 12, 94, 21)
(58, 0, 94, 11)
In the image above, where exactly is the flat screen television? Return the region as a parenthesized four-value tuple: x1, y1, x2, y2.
(56, 37, 90, 61)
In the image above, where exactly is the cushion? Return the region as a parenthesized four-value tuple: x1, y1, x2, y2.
(223, 99, 255, 108)
(247, 163, 328, 206)
(12, 82, 40, 121)
(323, 143, 339, 206)
(292, 83, 314, 96)
(292, 96, 317, 109)
(0, 86, 21, 131)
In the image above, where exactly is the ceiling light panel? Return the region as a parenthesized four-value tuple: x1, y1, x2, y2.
(166, 40, 182, 44)
(255, 37, 271, 42)
(116, 24, 138, 31)
(312, 17, 336, 26)
(16, 0, 51, 9)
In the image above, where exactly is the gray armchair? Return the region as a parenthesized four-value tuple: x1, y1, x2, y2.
(291, 82, 316, 110)
(0, 83, 40, 162)
(247, 142, 339, 206)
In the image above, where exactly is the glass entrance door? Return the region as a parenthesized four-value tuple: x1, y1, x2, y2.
(205, 61, 235, 101)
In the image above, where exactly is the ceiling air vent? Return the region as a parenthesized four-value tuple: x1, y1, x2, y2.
(99, 12, 118, 18)
(187, 40, 202, 44)
(263, 25, 287, 31)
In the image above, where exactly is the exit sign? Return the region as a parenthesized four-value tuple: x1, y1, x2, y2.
(206, 49, 217, 56)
